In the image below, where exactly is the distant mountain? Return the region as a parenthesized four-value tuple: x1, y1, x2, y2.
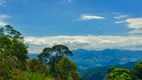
(29, 49, 142, 69)
(70, 49, 142, 69)
(29, 49, 142, 80)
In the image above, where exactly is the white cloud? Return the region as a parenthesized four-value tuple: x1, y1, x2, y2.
(114, 15, 129, 19)
(79, 14, 105, 20)
(0, 0, 6, 6)
(114, 21, 125, 24)
(125, 18, 142, 34)
(24, 35, 142, 53)
(125, 18, 142, 29)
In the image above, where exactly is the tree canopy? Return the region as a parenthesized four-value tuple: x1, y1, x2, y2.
(0, 25, 81, 80)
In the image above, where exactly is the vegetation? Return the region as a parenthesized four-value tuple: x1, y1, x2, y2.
(0, 25, 81, 80)
(104, 61, 142, 80)
(2, 24, 142, 80)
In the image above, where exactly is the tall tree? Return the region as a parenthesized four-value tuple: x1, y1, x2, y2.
(55, 57, 81, 80)
(132, 61, 142, 79)
(38, 45, 73, 64)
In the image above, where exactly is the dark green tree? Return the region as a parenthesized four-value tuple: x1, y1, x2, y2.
(55, 57, 81, 80)
(38, 45, 73, 64)
(132, 61, 142, 79)
(27, 58, 47, 73)
(0, 25, 28, 70)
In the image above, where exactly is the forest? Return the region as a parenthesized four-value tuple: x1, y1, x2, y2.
(1, 25, 142, 80)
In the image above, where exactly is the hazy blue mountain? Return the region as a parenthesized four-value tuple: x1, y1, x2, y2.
(29, 49, 142, 80)
(70, 49, 142, 69)
(29, 49, 142, 69)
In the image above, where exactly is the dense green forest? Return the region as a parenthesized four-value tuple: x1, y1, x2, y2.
(0, 25, 81, 80)
(105, 61, 142, 80)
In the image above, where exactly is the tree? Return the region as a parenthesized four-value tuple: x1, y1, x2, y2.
(71, 70, 81, 80)
(0, 36, 13, 59)
(27, 58, 47, 73)
(38, 45, 73, 65)
(5, 25, 22, 39)
(0, 28, 4, 36)
(132, 61, 142, 79)
(0, 61, 13, 79)
(0, 25, 28, 70)
(11, 39, 28, 63)
(105, 67, 133, 80)
(55, 57, 81, 80)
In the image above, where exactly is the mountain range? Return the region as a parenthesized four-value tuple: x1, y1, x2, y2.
(29, 49, 142, 71)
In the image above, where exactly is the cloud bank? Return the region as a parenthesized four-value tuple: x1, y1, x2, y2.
(24, 35, 142, 53)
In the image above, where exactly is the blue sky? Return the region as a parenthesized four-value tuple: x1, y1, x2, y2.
(1, 0, 142, 53)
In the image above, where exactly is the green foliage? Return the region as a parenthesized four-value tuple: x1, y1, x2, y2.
(71, 70, 81, 80)
(0, 36, 13, 57)
(132, 61, 142, 79)
(0, 25, 28, 63)
(0, 61, 13, 79)
(12, 39, 28, 63)
(17, 71, 45, 80)
(105, 68, 133, 80)
(27, 58, 47, 73)
(0, 25, 81, 80)
(55, 57, 81, 80)
(38, 45, 73, 65)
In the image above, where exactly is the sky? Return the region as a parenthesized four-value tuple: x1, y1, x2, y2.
(0, 0, 142, 53)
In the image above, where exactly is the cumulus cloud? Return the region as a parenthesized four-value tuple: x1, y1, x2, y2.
(0, 0, 6, 6)
(114, 18, 142, 34)
(0, 14, 10, 26)
(24, 35, 142, 53)
(125, 18, 142, 34)
(79, 14, 105, 20)
(125, 18, 142, 29)
(114, 15, 129, 19)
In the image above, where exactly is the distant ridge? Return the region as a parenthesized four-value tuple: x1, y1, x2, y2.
(29, 49, 142, 69)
